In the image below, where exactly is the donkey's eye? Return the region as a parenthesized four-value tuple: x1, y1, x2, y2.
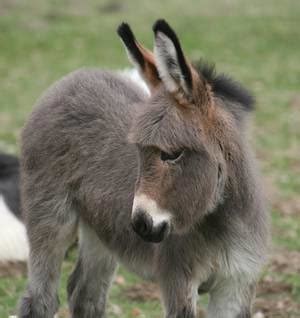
(160, 150, 183, 162)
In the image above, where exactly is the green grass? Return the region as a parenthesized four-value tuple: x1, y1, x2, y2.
(0, 0, 299, 317)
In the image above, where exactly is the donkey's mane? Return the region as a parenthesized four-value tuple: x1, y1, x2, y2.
(194, 60, 255, 112)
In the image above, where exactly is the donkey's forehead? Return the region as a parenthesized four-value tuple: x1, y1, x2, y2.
(128, 89, 207, 152)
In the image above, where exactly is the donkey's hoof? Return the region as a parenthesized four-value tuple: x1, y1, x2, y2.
(70, 300, 105, 318)
(18, 291, 58, 318)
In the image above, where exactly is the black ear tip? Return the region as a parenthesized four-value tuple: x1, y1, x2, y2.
(117, 22, 135, 42)
(117, 22, 145, 68)
(153, 19, 173, 36)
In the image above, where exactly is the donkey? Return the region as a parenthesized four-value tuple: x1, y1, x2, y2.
(0, 153, 29, 263)
(18, 20, 269, 318)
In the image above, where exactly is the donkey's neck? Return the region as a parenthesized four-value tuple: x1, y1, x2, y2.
(219, 141, 263, 222)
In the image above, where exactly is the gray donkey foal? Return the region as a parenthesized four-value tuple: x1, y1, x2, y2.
(18, 20, 268, 318)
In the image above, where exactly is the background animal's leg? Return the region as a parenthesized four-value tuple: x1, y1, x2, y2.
(207, 276, 255, 318)
(67, 220, 117, 318)
(159, 273, 198, 318)
(18, 203, 78, 318)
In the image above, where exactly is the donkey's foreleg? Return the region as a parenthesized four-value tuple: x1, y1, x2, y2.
(159, 272, 198, 318)
(18, 205, 78, 318)
(207, 276, 255, 318)
(67, 221, 117, 318)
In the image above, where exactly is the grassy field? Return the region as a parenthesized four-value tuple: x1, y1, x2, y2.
(0, 0, 299, 317)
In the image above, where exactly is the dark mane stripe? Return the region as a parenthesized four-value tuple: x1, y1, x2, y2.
(194, 60, 255, 112)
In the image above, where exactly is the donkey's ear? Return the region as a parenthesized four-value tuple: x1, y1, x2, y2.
(153, 19, 194, 100)
(117, 23, 160, 91)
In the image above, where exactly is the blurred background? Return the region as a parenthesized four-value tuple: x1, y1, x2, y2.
(0, 0, 299, 317)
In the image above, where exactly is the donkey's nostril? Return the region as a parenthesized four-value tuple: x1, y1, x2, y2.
(136, 216, 149, 235)
(132, 210, 153, 237)
(132, 210, 171, 243)
(140, 220, 149, 235)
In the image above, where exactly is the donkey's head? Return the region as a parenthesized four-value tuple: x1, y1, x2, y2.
(118, 20, 252, 243)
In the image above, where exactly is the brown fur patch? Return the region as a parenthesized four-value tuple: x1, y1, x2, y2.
(136, 42, 160, 90)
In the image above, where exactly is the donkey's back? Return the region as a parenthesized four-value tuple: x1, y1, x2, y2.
(23, 69, 144, 166)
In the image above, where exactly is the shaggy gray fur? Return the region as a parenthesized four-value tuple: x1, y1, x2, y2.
(18, 21, 269, 318)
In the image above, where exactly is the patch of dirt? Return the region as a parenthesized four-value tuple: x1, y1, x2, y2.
(254, 297, 300, 318)
(0, 0, 18, 16)
(273, 198, 300, 218)
(264, 172, 300, 218)
(253, 249, 300, 318)
(131, 307, 142, 316)
(289, 94, 300, 110)
(98, 1, 126, 14)
(257, 275, 292, 294)
(122, 282, 160, 302)
(269, 250, 300, 274)
(0, 261, 27, 277)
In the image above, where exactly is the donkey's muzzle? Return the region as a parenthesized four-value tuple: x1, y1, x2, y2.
(131, 209, 170, 243)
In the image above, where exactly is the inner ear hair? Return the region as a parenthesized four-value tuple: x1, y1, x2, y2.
(117, 22, 160, 90)
(153, 19, 193, 92)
